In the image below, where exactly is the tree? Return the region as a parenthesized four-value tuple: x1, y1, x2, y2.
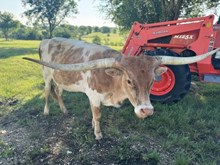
(78, 26, 88, 35)
(99, 0, 220, 30)
(12, 25, 44, 40)
(0, 12, 19, 40)
(181, 0, 220, 18)
(22, 0, 78, 38)
(86, 26, 92, 34)
(27, 29, 43, 40)
(92, 35, 101, 45)
(93, 26, 101, 32)
(54, 25, 72, 38)
(112, 28, 117, 34)
(101, 26, 110, 33)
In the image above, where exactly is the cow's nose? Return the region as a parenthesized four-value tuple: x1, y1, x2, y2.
(135, 105, 154, 119)
(140, 108, 154, 116)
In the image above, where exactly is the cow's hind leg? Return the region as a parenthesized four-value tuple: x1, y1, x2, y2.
(90, 102, 103, 140)
(44, 78, 51, 115)
(54, 86, 68, 114)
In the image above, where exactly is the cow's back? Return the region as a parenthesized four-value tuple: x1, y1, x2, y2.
(39, 37, 120, 64)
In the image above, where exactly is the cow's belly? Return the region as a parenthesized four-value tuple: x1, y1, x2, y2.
(57, 83, 85, 92)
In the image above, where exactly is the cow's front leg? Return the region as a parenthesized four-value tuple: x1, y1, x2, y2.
(90, 103, 102, 140)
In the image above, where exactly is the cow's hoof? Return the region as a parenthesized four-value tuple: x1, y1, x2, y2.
(63, 110, 68, 115)
(44, 111, 49, 115)
(95, 132, 103, 140)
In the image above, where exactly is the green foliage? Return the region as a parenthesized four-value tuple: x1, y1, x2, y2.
(77, 25, 90, 39)
(93, 26, 101, 32)
(92, 35, 101, 45)
(22, 0, 78, 38)
(112, 28, 117, 34)
(100, 26, 111, 33)
(0, 19, 45, 40)
(182, 0, 219, 18)
(99, 0, 147, 29)
(0, 12, 19, 40)
(12, 27, 43, 40)
(0, 18, 118, 41)
(99, 0, 220, 29)
(54, 26, 72, 38)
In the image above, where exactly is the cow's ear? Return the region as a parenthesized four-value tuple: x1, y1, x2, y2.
(105, 68, 123, 77)
(155, 67, 167, 76)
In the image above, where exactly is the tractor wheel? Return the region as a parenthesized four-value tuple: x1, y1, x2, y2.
(144, 49, 191, 103)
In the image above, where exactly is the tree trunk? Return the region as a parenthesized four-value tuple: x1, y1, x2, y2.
(174, 0, 184, 20)
(3, 29, 9, 41)
(49, 25, 53, 38)
(169, 0, 175, 20)
(48, 19, 53, 38)
(161, 0, 167, 21)
(169, 0, 184, 20)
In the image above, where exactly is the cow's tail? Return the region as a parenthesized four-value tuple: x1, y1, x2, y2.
(38, 45, 42, 59)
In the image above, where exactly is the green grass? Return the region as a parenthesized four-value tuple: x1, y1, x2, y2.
(82, 32, 125, 51)
(0, 39, 42, 117)
(0, 38, 220, 164)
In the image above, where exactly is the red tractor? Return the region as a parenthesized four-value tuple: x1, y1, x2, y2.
(122, 15, 220, 103)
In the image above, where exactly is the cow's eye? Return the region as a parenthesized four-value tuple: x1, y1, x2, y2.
(127, 80, 131, 84)
(127, 79, 132, 85)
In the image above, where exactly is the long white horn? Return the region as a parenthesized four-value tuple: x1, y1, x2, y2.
(157, 48, 220, 65)
(23, 57, 119, 71)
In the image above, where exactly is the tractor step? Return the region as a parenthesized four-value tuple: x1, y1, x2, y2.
(203, 74, 220, 83)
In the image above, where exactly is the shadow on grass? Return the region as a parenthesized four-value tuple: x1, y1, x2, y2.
(0, 47, 38, 59)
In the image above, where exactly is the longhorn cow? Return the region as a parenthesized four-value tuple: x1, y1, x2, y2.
(24, 38, 219, 139)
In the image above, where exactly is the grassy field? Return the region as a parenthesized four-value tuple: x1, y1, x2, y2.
(0, 38, 220, 164)
(81, 32, 126, 51)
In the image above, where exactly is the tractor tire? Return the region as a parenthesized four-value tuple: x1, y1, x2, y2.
(144, 49, 191, 103)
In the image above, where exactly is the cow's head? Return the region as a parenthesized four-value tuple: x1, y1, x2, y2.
(105, 55, 166, 118)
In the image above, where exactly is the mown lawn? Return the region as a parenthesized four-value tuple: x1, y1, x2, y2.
(0, 39, 220, 164)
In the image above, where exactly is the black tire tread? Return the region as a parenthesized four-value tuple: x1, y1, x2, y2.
(144, 49, 191, 103)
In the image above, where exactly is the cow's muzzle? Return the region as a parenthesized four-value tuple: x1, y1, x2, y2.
(134, 104, 154, 119)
